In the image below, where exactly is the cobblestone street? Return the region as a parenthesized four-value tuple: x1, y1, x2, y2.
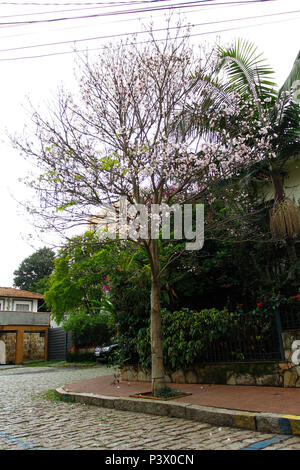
(0, 365, 300, 451)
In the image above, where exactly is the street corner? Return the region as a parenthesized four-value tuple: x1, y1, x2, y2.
(256, 412, 300, 435)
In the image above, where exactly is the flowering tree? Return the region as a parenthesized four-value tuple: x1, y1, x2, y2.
(13, 28, 276, 393)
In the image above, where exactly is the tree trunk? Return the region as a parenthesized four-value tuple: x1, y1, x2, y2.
(271, 168, 285, 203)
(149, 240, 166, 395)
(270, 167, 299, 278)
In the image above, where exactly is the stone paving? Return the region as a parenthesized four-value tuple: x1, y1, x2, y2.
(0, 365, 300, 451)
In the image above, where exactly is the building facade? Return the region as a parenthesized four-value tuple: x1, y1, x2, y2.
(0, 287, 50, 364)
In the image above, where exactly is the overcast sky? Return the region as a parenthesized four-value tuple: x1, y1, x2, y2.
(0, 0, 299, 287)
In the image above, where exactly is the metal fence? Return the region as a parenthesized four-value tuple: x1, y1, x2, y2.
(280, 304, 300, 331)
(47, 327, 72, 361)
(199, 313, 283, 363)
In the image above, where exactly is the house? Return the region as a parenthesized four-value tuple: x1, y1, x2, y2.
(0, 287, 50, 364)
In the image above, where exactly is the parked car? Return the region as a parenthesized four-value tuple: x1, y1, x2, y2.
(94, 343, 118, 362)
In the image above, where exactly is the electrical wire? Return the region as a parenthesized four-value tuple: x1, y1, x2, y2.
(0, 6, 293, 53)
(0, 0, 273, 5)
(0, 0, 268, 40)
(0, 10, 298, 61)
(0, 4, 174, 19)
(0, 0, 196, 19)
(0, 0, 276, 26)
(0, 0, 179, 4)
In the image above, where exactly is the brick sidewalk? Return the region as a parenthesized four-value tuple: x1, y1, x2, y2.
(63, 374, 300, 415)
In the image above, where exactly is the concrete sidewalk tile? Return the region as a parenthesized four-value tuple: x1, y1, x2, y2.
(256, 413, 283, 434)
(234, 412, 257, 431)
(282, 415, 300, 435)
(113, 397, 168, 415)
(58, 388, 116, 409)
(185, 404, 235, 427)
(167, 402, 189, 419)
(113, 397, 187, 420)
(278, 417, 293, 435)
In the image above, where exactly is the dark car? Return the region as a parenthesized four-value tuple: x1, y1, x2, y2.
(94, 343, 118, 362)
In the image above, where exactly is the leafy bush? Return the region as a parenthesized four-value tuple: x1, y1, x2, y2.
(115, 304, 284, 372)
(112, 307, 232, 371)
(62, 311, 114, 348)
(162, 308, 234, 371)
(134, 308, 235, 372)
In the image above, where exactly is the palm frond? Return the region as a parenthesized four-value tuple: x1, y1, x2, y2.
(279, 51, 300, 95)
(217, 38, 277, 106)
(173, 74, 232, 140)
(269, 96, 300, 164)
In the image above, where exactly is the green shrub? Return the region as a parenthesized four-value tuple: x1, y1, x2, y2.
(116, 305, 280, 373)
(116, 307, 234, 371)
(162, 308, 233, 371)
(62, 311, 114, 348)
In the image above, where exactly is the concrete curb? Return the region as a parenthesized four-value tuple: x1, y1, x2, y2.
(56, 387, 300, 436)
(0, 365, 23, 370)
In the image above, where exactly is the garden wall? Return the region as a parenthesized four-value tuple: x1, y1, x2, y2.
(0, 332, 16, 363)
(121, 329, 300, 388)
(23, 332, 45, 361)
(0, 331, 45, 363)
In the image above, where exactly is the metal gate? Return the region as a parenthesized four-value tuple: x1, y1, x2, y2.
(47, 328, 71, 361)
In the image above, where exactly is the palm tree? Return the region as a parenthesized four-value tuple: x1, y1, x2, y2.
(216, 39, 300, 265)
(280, 51, 300, 95)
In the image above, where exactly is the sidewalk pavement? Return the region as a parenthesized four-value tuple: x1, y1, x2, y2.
(57, 374, 300, 436)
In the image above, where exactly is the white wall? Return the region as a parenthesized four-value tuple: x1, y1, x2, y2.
(260, 158, 300, 205)
(0, 298, 38, 312)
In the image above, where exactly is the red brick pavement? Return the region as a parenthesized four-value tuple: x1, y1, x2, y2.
(63, 375, 300, 415)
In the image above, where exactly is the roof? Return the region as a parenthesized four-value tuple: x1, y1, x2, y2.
(0, 287, 43, 300)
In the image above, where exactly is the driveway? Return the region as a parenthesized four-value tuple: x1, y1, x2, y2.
(0, 365, 300, 450)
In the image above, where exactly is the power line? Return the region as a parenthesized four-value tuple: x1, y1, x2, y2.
(0, 0, 259, 40)
(0, 0, 176, 4)
(0, 3, 174, 19)
(0, 6, 292, 53)
(0, 0, 199, 19)
(0, 9, 297, 61)
(0, 0, 270, 5)
(0, 0, 276, 26)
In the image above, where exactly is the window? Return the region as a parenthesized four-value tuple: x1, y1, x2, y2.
(0, 300, 3, 310)
(15, 303, 30, 311)
(13, 299, 32, 311)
